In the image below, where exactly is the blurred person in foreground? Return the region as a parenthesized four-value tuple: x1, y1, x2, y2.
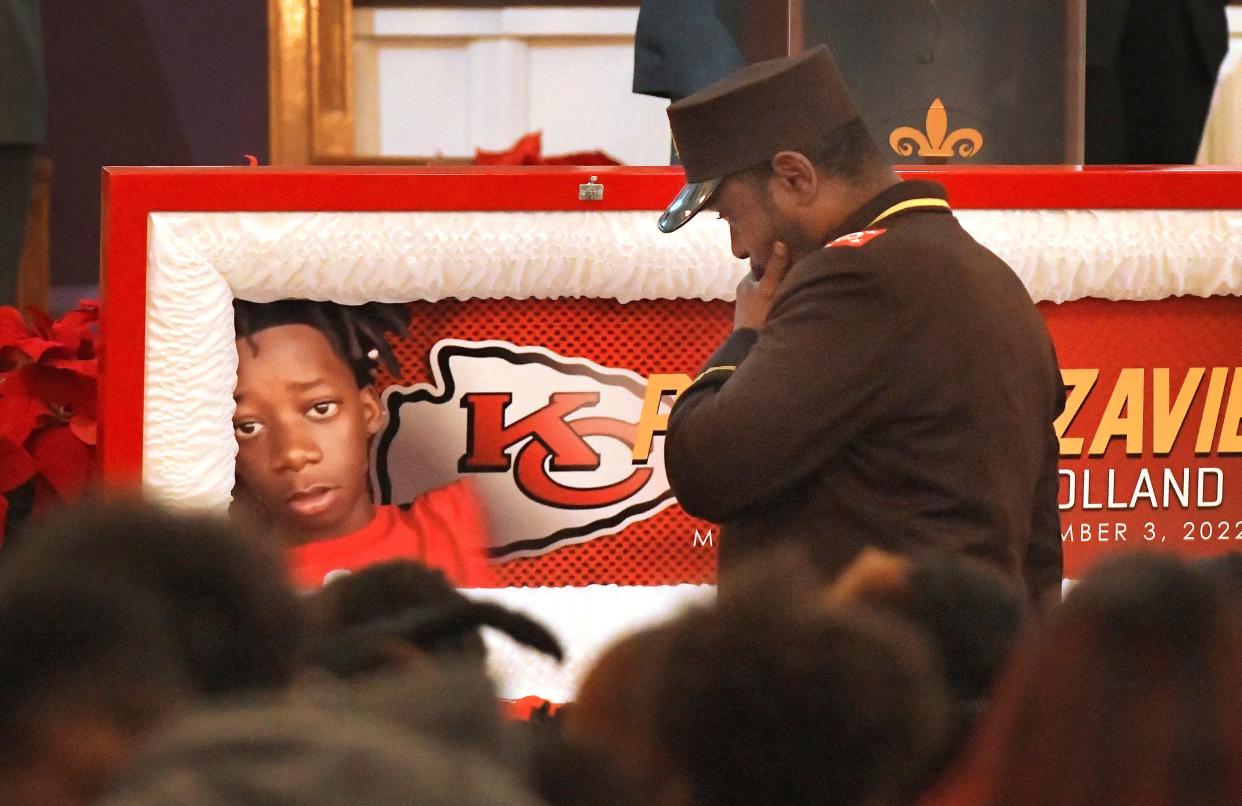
(308, 665, 640, 806)
(305, 559, 561, 679)
(576, 562, 951, 806)
(2, 497, 304, 698)
(826, 548, 1027, 783)
(1194, 550, 1242, 597)
(0, 574, 188, 806)
(97, 694, 546, 806)
(657, 46, 1065, 601)
(565, 626, 675, 804)
(921, 552, 1242, 806)
(305, 561, 631, 806)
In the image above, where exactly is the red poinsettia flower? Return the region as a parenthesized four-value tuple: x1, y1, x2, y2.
(0, 301, 99, 546)
(474, 131, 621, 167)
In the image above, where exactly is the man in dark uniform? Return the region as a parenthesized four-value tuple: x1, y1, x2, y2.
(658, 47, 1065, 601)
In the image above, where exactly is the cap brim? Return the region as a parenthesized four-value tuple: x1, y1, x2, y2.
(657, 178, 721, 233)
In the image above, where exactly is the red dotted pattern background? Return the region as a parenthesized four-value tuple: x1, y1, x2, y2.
(1040, 297, 1242, 578)
(373, 298, 733, 587)
(368, 295, 1242, 586)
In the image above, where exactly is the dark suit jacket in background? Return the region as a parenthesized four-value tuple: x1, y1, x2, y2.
(633, 0, 745, 100)
(801, 1, 1074, 164)
(1, 0, 45, 145)
(635, 0, 1078, 164)
(1, 0, 44, 304)
(666, 181, 1066, 600)
(1086, 0, 1229, 163)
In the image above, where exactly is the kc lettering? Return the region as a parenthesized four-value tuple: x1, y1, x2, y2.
(378, 341, 676, 558)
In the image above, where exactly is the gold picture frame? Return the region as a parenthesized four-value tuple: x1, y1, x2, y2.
(267, 0, 355, 165)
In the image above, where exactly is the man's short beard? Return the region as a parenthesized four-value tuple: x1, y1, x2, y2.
(748, 176, 818, 259)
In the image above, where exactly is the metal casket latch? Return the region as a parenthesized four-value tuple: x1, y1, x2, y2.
(578, 175, 604, 202)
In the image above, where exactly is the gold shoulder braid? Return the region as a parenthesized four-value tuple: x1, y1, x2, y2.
(867, 198, 951, 228)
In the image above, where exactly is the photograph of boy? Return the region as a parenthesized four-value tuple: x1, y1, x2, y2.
(231, 300, 495, 590)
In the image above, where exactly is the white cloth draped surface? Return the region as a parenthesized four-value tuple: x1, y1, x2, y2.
(142, 208, 1242, 699)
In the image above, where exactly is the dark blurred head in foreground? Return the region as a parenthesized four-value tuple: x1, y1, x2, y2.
(306, 559, 560, 678)
(0, 572, 189, 806)
(925, 552, 1242, 806)
(2, 497, 304, 697)
(580, 553, 951, 806)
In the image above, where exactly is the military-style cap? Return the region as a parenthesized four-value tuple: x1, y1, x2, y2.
(659, 45, 861, 233)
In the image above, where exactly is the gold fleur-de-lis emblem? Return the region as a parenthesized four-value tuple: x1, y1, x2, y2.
(889, 98, 984, 161)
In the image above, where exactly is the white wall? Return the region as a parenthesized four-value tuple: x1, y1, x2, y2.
(1198, 6, 1242, 165)
(353, 6, 672, 165)
(356, 6, 1241, 167)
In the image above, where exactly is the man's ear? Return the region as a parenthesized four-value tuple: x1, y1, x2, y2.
(769, 150, 818, 205)
(360, 386, 383, 437)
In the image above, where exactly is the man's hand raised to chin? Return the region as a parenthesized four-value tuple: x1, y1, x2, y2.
(734, 241, 793, 331)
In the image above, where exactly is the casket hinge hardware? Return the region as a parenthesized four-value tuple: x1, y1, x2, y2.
(579, 176, 604, 202)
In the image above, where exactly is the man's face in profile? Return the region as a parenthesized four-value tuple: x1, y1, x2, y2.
(233, 324, 383, 543)
(708, 173, 809, 280)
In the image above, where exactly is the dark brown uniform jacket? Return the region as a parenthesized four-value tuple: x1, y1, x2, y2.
(665, 180, 1065, 599)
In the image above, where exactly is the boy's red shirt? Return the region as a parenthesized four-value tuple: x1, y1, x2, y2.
(288, 480, 496, 590)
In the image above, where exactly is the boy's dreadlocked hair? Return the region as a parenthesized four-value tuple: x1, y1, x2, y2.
(232, 299, 408, 388)
(306, 560, 563, 679)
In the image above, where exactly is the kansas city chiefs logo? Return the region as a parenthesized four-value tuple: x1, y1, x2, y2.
(374, 340, 675, 559)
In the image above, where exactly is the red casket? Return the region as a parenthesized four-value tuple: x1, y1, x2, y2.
(100, 166, 1242, 699)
